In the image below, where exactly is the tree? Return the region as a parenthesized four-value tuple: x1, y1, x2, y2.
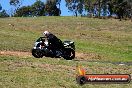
(0, 10, 9, 17)
(31, 0, 45, 16)
(83, 0, 96, 17)
(54, 0, 61, 11)
(125, 0, 132, 21)
(45, 0, 61, 16)
(14, 0, 45, 17)
(107, 0, 114, 16)
(0, 4, 2, 11)
(9, 0, 23, 16)
(65, 0, 84, 17)
(14, 6, 32, 17)
(55, 0, 61, 15)
(112, 0, 128, 20)
(0, 3, 9, 17)
(10, 0, 20, 7)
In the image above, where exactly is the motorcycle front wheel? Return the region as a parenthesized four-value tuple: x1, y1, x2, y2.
(32, 49, 43, 58)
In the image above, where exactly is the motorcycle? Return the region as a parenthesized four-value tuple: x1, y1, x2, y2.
(32, 37, 75, 60)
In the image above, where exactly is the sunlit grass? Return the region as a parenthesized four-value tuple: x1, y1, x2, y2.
(0, 55, 131, 88)
(0, 17, 132, 62)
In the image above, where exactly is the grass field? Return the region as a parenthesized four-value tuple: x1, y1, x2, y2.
(0, 55, 131, 88)
(0, 17, 132, 61)
(0, 17, 132, 88)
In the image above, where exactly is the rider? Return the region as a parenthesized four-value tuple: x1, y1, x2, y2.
(43, 31, 64, 56)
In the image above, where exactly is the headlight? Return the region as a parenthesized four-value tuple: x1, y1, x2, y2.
(34, 42, 39, 46)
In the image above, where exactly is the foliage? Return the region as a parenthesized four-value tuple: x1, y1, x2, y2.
(45, 0, 61, 16)
(0, 4, 2, 11)
(65, 0, 84, 16)
(7, 0, 132, 20)
(65, 0, 132, 20)
(13, 0, 61, 16)
(14, 6, 32, 17)
(9, 0, 20, 7)
(31, 0, 45, 16)
(9, 0, 22, 16)
(14, 0, 45, 17)
(0, 10, 9, 17)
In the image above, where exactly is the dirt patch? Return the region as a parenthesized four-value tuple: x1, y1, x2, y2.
(0, 51, 31, 58)
(0, 50, 102, 60)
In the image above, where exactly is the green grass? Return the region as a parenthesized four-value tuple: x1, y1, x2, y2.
(0, 17, 131, 62)
(0, 17, 132, 87)
(0, 55, 131, 88)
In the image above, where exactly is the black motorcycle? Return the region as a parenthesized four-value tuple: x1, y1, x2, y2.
(32, 37, 75, 60)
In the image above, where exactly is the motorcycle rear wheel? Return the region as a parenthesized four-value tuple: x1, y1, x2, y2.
(63, 48, 75, 60)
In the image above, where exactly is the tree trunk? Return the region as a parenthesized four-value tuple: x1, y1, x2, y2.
(131, 11, 132, 22)
(75, 11, 77, 17)
(58, 3, 61, 15)
(130, 1, 132, 22)
(98, 0, 101, 18)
